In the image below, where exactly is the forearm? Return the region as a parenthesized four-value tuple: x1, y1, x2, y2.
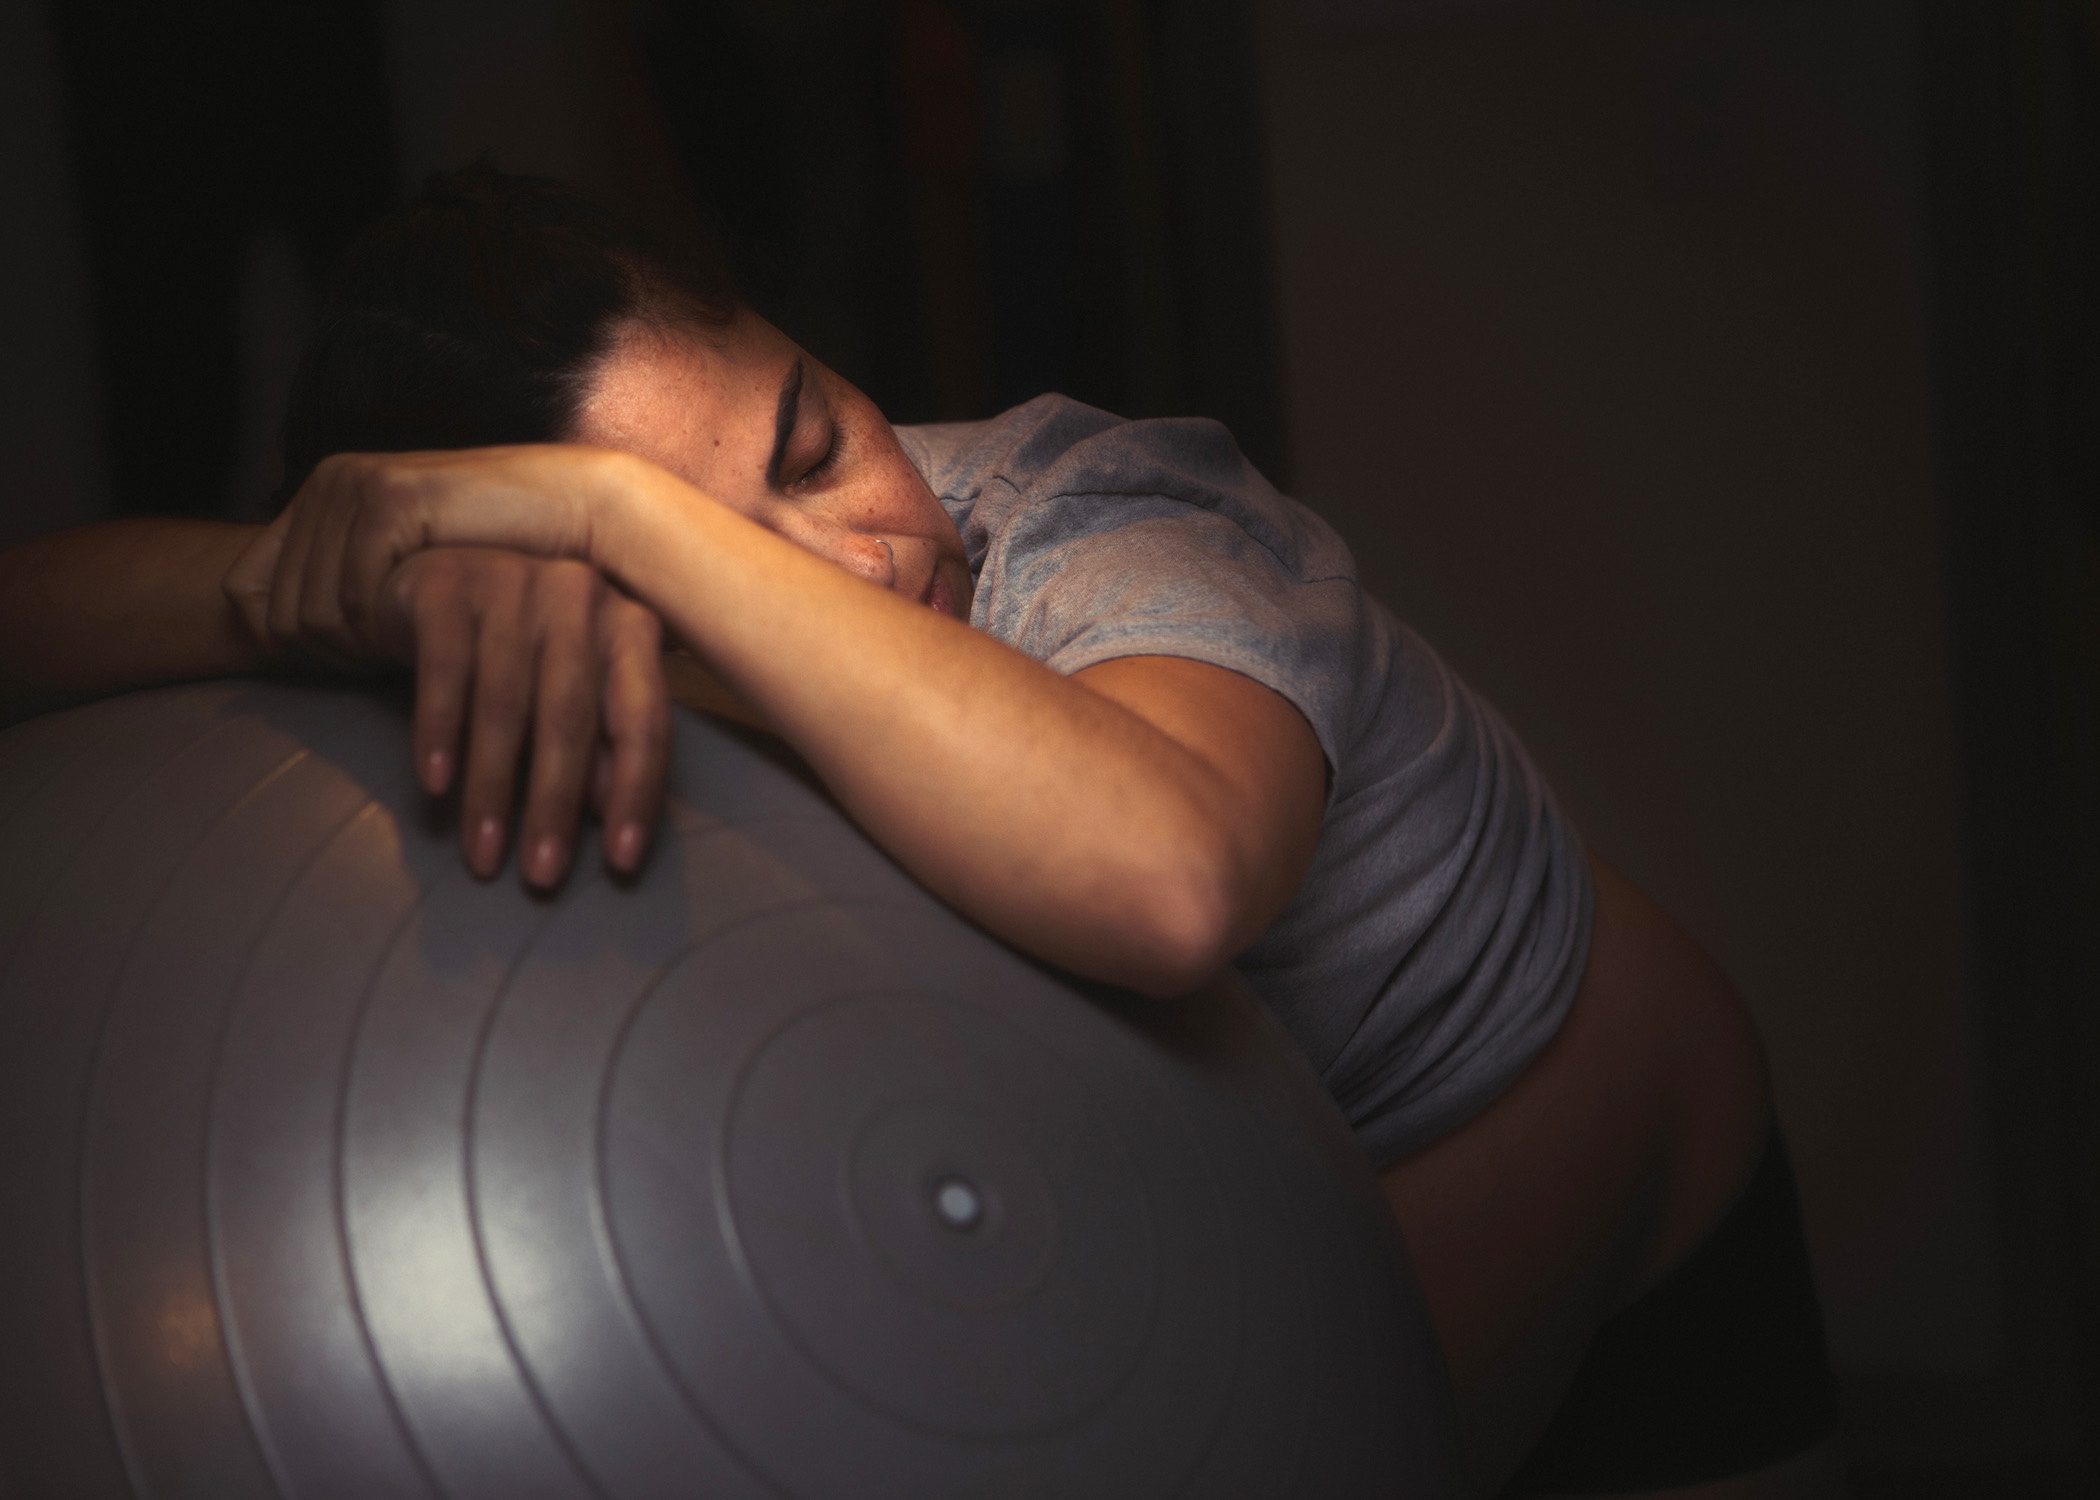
(248, 444, 1319, 987)
(0, 520, 276, 719)
(595, 468, 1254, 994)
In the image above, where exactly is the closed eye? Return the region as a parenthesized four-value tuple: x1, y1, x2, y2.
(765, 359, 804, 488)
(790, 420, 844, 490)
(768, 356, 844, 491)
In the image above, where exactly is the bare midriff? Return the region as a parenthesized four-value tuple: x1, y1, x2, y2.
(1378, 857, 1772, 1493)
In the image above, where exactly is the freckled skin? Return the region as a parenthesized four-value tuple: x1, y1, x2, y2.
(571, 314, 974, 621)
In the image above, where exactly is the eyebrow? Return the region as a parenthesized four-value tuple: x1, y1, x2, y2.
(766, 358, 804, 487)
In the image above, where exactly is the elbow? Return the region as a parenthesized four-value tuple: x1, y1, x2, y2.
(1115, 841, 1243, 1000)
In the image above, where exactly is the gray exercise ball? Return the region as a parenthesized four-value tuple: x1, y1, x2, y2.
(0, 681, 1458, 1499)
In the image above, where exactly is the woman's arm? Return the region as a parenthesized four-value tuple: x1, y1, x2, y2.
(0, 520, 273, 720)
(612, 477, 1327, 996)
(236, 447, 1330, 996)
(0, 519, 674, 890)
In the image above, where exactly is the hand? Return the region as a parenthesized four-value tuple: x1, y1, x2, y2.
(227, 530, 670, 887)
(379, 548, 670, 888)
(223, 445, 628, 666)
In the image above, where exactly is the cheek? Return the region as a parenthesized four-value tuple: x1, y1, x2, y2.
(837, 418, 952, 532)
(871, 468, 963, 553)
(822, 476, 943, 546)
(754, 500, 891, 577)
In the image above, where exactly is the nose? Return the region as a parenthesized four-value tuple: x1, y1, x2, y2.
(766, 509, 898, 588)
(827, 530, 897, 588)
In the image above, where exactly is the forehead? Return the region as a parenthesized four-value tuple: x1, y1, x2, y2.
(572, 314, 785, 483)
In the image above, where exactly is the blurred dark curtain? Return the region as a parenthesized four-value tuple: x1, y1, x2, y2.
(44, 0, 1287, 527)
(639, 0, 1287, 475)
(48, 0, 398, 519)
(1915, 0, 2100, 1466)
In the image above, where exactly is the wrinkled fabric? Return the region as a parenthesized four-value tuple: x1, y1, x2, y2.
(897, 396, 1592, 1164)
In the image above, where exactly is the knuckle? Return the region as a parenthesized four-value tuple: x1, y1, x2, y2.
(487, 563, 529, 609)
(482, 567, 528, 619)
(367, 461, 417, 508)
(537, 560, 599, 613)
(423, 549, 468, 584)
(416, 565, 464, 614)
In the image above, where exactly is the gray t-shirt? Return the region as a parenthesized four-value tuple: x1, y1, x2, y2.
(896, 395, 1592, 1165)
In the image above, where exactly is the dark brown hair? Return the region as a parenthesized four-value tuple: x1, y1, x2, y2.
(276, 163, 730, 504)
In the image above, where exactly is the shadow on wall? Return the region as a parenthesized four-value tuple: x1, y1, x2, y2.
(1256, 0, 2096, 1488)
(1263, 0, 1977, 1368)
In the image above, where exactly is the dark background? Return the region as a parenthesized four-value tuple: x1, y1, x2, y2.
(1, 1, 2094, 1493)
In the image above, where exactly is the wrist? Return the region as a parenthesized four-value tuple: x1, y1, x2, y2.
(582, 449, 692, 594)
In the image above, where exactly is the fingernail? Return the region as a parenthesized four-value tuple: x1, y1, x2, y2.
(472, 817, 504, 875)
(422, 748, 450, 793)
(530, 835, 565, 885)
(612, 821, 644, 870)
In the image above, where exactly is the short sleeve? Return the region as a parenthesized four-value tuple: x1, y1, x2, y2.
(978, 492, 1371, 778)
(898, 397, 1593, 1168)
(901, 396, 1377, 781)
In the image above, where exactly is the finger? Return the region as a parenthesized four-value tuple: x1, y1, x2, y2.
(269, 462, 367, 673)
(458, 581, 533, 879)
(408, 566, 473, 797)
(265, 476, 322, 646)
(222, 515, 289, 651)
(596, 597, 669, 874)
(589, 741, 615, 816)
(298, 467, 367, 660)
(516, 571, 601, 890)
(342, 461, 430, 647)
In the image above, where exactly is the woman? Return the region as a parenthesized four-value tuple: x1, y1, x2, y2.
(0, 168, 1838, 1497)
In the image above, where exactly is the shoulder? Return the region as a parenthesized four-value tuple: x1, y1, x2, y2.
(900, 398, 1387, 774)
(893, 394, 1122, 507)
(894, 394, 1354, 585)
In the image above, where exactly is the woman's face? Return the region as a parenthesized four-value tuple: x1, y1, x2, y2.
(571, 310, 974, 620)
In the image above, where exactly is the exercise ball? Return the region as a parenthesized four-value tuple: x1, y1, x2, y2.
(0, 681, 1458, 1499)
